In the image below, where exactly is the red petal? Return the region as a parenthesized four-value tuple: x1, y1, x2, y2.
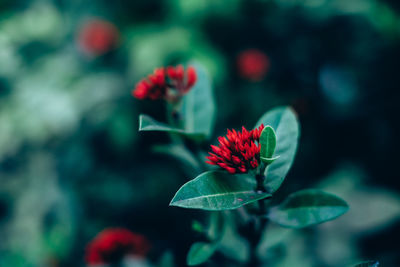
(175, 65, 184, 81)
(166, 66, 177, 79)
(186, 66, 197, 89)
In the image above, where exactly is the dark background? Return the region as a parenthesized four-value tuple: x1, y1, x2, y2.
(0, 0, 399, 266)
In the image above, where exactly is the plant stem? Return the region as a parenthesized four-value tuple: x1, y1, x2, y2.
(246, 172, 269, 267)
(256, 173, 268, 227)
(166, 100, 183, 128)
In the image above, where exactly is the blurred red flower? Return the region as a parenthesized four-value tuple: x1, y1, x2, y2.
(132, 65, 197, 101)
(78, 19, 119, 56)
(237, 49, 270, 81)
(85, 228, 150, 266)
(206, 124, 265, 174)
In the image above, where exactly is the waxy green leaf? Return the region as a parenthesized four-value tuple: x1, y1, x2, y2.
(187, 242, 218, 266)
(180, 63, 216, 138)
(255, 106, 300, 193)
(260, 125, 277, 159)
(352, 261, 379, 267)
(170, 171, 271, 211)
(139, 114, 205, 140)
(267, 189, 349, 228)
(260, 156, 280, 164)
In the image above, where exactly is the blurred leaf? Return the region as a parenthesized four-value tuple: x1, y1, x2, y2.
(317, 164, 400, 232)
(260, 125, 277, 159)
(268, 189, 348, 228)
(187, 242, 217, 266)
(152, 143, 202, 174)
(107, 109, 136, 150)
(271, 233, 313, 267)
(170, 171, 271, 210)
(187, 213, 226, 266)
(139, 114, 205, 140)
(255, 106, 300, 193)
(207, 212, 225, 241)
(179, 63, 216, 138)
(218, 213, 249, 262)
(2, 154, 76, 265)
(192, 220, 205, 233)
(158, 251, 175, 267)
(257, 224, 293, 259)
(352, 261, 380, 267)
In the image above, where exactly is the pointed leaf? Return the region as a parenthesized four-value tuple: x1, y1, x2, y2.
(255, 106, 300, 193)
(260, 126, 277, 159)
(170, 171, 271, 211)
(267, 189, 349, 228)
(260, 156, 280, 164)
(139, 114, 205, 140)
(180, 63, 216, 138)
(187, 242, 217, 266)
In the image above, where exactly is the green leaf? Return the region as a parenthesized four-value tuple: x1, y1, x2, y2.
(352, 261, 380, 267)
(152, 143, 202, 174)
(255, 106, 300, 193)
(180, 63, 216, 138)
(218, 212, 249, 262)
(206, 212, 225, 241)
(260, 125, 277, 159)
(260, 156, 280, 164)
(139, 114, 206, 140)
(170, 171, 271, 211)
(192, 220, 205, 233)
(158, 251, 175, 267)
(187, 242, 218, 266)
(267, 189, 349, 228)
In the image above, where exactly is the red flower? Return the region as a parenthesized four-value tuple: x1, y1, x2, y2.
(132, 65, 197, 101)
(237, 49, 270, 81)
(85, 228, 150, 266)
(78, 19, 119, 56)
(206, 125, 265, 174)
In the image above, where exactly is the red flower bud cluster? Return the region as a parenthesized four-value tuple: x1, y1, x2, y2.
(206, 124, 265, 174)
(133, 65, 197, 101)
(237, 49, 270, 81)
(85, 228, 150, 266)
(77, 19, 119, 56)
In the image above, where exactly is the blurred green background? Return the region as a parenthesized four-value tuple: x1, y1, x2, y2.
(0, 0, 400, 266)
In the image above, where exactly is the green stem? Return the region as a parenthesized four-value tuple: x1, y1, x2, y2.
(166, 101, 184, 145)
(247, 169, 269, 267)
(166, 100, 183, 128)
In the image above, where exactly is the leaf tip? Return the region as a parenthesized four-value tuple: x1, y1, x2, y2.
(138, 114, 145, 131)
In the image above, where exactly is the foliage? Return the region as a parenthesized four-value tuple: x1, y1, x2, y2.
(1, 0, 400, 266)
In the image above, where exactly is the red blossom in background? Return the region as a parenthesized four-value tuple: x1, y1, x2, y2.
(85, 228, 150, 266)
(237, 49, 270, 81)
(206, 124, 265, 174)
(78, 19, 119, 56)
(133, 67, 167, 100)
(132, 65, 197, 101)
